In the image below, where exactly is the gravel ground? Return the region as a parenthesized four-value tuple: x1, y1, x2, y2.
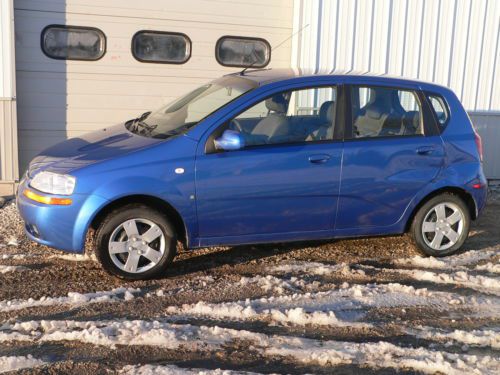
(0, 189, 499, 375)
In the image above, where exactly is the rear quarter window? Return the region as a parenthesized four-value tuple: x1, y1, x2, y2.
(427, 94, 450, 132)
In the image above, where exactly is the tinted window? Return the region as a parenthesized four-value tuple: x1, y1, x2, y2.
(41, 25, 105, 60)
(351, 86, 423, 138)
(132, 31, 191, 64)
(216, 36, 270, 68)
(225, 86, 337, 147)
(428, 95, 449, 126)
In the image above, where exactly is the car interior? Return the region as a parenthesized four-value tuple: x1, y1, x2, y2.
(229, 92, 337, 146)
(352, 87, 422, 138)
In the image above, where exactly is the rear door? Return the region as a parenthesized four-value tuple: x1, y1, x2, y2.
(335, 84, 445, 231)
(195, 84, 344, 244)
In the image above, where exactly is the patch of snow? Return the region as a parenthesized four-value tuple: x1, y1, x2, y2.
(0, 264, 28, 274)
(0, 287, 140, 313)
(0, 319, 260, 350)
(389, 268, 500, 296)
(1, 253, 29, 260)
(2, 319, 497, 375)
(475, 262, 500, 274)
(263, 336, 500, 375)
(166, 298, 369, 328)
(120, 364, 267, 375)
(0, 355, 46, 373)
(395, 250, 499, 269)
(6, 238, 18, 247)
(239, 275, 305, 294)
(409, 327, 500, 349)
(165, 282, 499, 326)
(269, 261, 349, 276)
(48, 252, 97, 262)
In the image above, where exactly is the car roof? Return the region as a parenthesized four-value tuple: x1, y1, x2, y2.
(228, 68, 450, 92)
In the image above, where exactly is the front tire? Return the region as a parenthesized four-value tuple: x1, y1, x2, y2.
(95, 204, 177, 280)
(410, 194, 470, 257)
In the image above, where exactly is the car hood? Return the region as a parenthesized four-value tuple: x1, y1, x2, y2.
(27, 123, 163, 176)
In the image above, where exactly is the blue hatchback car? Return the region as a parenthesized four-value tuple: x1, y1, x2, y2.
(17, 69, 487, 279)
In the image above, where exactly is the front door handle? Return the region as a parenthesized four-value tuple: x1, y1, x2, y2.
(308, 154, 331, 164)
(416, 146, 435, 155)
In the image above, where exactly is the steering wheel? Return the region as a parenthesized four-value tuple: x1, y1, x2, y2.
(230, 119, 245, 133)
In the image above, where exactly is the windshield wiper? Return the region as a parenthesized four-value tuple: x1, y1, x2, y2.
(135, 120, 157, 133)
(126, 111, 158, 135)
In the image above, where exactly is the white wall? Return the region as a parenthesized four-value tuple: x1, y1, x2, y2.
(291, 0, 500, 112)
(0, 0, 16, 98)
(0, 0, 19, 187)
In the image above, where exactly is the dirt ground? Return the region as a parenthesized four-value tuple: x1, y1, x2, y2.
(0, 191, 498, 374)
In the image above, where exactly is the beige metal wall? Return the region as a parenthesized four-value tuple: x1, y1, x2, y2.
(14, 0, 294, 172)
(0, 0, 18, 195)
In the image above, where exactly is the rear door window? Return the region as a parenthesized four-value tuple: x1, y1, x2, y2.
(350, 86, 424, 138)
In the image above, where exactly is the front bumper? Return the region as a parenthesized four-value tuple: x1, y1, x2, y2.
(16, 181, 108, 253)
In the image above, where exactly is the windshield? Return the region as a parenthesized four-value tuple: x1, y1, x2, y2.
(126, 76, 257, 139)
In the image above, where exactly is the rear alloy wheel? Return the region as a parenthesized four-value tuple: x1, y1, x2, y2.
(95, 205, 177, 279)
(411, 194, 470, 257)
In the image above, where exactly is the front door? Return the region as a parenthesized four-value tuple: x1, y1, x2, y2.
(195, 85, 343, 244)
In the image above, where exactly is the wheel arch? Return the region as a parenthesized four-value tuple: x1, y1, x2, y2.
(405, 186, 477, 232)
(89, 195, 188, 247)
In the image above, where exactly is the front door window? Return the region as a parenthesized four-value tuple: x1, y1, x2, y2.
(227, 86, 337, 147)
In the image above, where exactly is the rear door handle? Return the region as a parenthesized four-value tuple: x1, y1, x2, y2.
(308, 154, 331, 164)
(416, 146, 435, 155)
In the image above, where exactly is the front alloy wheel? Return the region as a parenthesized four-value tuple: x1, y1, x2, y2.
(95, 205, 177, 279)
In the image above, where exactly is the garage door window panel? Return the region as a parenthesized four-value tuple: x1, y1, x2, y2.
(132, 31, 191, 64)
(41, 25, 106, 61)
(216, 36, 270, 68)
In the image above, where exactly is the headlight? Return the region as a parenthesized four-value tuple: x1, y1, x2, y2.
(30, 171, 76, 195)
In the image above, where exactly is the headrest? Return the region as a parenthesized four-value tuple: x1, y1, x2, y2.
(364, 88, 405, 119)
(319, 101, 335, 123)
(366, 107, 384, 120)
(404, 111, 420, 128)
(265, 94, 287, 113)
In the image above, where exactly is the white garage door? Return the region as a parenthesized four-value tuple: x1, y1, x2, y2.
(14, 0, 293, 171)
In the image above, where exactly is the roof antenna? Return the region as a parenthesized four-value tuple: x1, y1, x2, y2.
(240, 23, 310, 76)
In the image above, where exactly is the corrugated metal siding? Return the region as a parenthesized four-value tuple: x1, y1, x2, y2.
(14, 0, 294, 171)
(470, 112, 500, 179)
(292, 0, 500, 111)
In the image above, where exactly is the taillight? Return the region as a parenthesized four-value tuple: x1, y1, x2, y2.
(474, 130, 483, 162)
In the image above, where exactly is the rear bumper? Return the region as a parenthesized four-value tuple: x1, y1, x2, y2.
(16, 181, 108, 253)
(467, 172, 488, 218)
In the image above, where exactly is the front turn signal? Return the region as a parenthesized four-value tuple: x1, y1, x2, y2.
(23, 189, 72, 206)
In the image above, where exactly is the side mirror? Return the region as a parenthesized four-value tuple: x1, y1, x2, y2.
(214, 130, 245, 151)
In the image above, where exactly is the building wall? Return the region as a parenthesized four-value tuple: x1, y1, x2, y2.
(291, 0, 500, 178)
(14, 0, 294, 172)
(0, 0, 19, 194)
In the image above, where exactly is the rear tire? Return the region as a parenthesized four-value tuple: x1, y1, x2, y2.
(410, 193, 470, 257)
(95, 204, 177, 280)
